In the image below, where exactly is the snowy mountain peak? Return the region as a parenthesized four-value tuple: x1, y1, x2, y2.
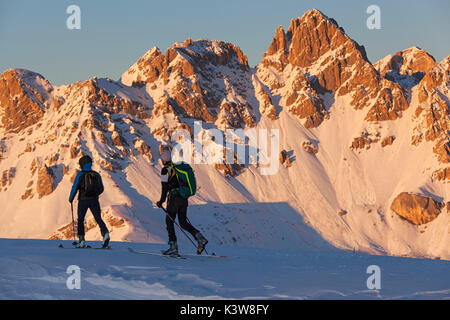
(285, 8, 368, 68)
(121, 38, 255, 129)
(258, 9, 409, 128)
(374, 47, 437, 87)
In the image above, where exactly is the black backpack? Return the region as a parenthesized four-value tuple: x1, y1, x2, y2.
(79, 171, 101, 197)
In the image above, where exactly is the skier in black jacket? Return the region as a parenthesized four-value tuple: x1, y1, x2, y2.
(69, 155, 110, 248)
(156, 149, 207, 255)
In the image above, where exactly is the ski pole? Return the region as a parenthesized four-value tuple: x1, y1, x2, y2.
(70, 202, 76, 245)
(161, 207, 198, 250)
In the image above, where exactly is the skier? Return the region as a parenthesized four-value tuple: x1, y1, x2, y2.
(69, 155, 110, 248)
(156, 148, 208, 256)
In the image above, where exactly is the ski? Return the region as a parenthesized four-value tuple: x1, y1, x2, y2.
(127, 247, 186, 259)
(127, 247, 226, 259)
(58, 243, 111, 250)
(184, 253, 227, 258)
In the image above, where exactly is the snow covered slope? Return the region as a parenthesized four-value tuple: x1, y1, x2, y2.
(0, 239, 448, 300)
(0, 9, 449, 261)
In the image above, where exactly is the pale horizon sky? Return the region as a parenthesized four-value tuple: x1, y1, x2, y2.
(1, 0, 449, 85)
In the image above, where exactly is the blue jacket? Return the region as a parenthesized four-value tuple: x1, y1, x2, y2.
(69, 163, 104, 202)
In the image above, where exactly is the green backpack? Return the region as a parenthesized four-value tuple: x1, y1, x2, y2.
(170, 162, 197, 199)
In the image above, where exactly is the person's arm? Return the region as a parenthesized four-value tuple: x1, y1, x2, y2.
(157, 167, 170, 207)
(69, 171, 82, 203)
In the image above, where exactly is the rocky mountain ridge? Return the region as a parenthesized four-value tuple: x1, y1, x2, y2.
(0, 9, 448, 259)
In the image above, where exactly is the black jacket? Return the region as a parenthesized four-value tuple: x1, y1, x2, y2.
(159, 163, 179, 203)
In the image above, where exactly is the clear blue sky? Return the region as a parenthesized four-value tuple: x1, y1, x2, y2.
(1, 0, 449, 85)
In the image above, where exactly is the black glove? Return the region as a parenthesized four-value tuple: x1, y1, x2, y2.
(156, 200, 163, 208)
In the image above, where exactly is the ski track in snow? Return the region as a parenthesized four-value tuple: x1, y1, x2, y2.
(0, 239, 448, 300)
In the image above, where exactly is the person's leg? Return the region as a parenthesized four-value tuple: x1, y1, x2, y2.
(88, 199, 109, 236)
(77, 200, 89, 237)
(176, 197, 199, 237)
(162, 195, 179, 255)
(165, 196, 178, 243)
(176, 196, 207, 252)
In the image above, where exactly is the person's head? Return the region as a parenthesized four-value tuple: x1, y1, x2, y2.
(160, 149, 172, 165)
(79, 155, 92, 169)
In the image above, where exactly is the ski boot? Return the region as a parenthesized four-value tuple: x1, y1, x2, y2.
(102, 232, 110, 248)
(195, 232, 208, 255)
(162, 241, 180, 257)
(75, 235, 86, 248)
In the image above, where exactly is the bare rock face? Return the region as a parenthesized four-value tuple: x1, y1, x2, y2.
(36, 165, 55, 198)
(214, 162, 244, 178)
(253, 78, 277, 120)
(432, 167, 450, 181)
(413, 56, 450, 165)
(214, 151, 245, 178)
(0, 167, 15, 190)
(381, 136, 396, 147)
(133, 138, 153, 160)
(351, 135, 372, 150)
(285, 80, 328, 128)
(364, 79, 408, 122)
(0, 69, 48, 133)
(390, 192, 443, 225)
(350, 132, 395, 150)
(279, 150, 292, 167)
(338, 210, 347, 216)
(216, 102, 255, 128)
(21, 189, 33, 200)
(111, 131, 125, 147)
(433, 140, 450, 164)
(266, 26, 289, 59)
(302, 141, 318, 154)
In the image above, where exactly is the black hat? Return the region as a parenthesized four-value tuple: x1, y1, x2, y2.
(79, 155, 92, 168)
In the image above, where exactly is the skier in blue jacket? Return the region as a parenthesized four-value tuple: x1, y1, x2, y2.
(69, 155, 109, 248)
